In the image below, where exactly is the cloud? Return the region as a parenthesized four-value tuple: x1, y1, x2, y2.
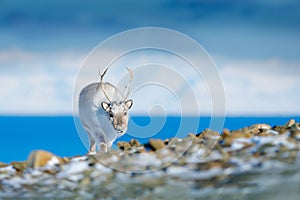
(218, 58, 300, 115)
(0, 48, 84, 115)
(0, 47, 299, 116)
(0, 1, 299, 117)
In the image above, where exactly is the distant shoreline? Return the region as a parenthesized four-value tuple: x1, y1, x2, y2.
(0, 116, 299, 163)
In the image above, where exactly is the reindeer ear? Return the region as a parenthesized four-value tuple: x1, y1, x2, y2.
(125, 99, 133, 109)
(101, 102, 110, 111)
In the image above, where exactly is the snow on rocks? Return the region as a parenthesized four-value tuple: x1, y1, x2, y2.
(57, 161, 89, 179)
(0, 119, 300, 199)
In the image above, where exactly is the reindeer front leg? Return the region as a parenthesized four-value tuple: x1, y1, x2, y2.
(89, 143, 96, 153)
(88, 135, 96, 154)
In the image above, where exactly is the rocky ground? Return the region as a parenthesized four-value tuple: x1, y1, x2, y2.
(1, 119, 300, 200)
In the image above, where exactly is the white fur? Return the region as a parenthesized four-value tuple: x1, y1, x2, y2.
(79, 82, 131, 153)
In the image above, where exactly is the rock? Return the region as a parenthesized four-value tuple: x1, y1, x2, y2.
(11, 161, 27, 174)
(27, 150, 62, 168)
(197, 129, 220, 140)
(223, 124, 271, 141)
(187, 133, 197, 139)
(222, 128, 231, 137)
(0, 162, 8, 168)
(149, 139, 166, 151)
(80, 176, 91, 187)
(221, 123, 275, 146)
(273, 125, 288, 134)
(163, 138, 170, 145)
(290, 130, 300, 139)
(1, 121, 300, 199)
(142, 177, 165, 188)
(193, 129, 220, 154)
(129, 139, 141, 147)
(242, 124, 271, 135)
(61, 157, 70, 164)
(117, 141, 131, 151)
(117, 139, 146, 153)
(285, 119, 296, 127)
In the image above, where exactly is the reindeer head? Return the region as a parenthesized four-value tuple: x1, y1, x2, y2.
(99, 67, 134, 135)
(101, 99, 133, 134)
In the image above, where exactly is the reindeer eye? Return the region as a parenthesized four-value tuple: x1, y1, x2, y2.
(109, 113, 113, 118)
(124, 111, 127, 115)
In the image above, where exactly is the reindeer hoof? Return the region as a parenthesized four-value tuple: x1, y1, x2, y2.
(88, 151, 97, 155)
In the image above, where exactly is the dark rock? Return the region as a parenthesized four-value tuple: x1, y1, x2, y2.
(273, 125, 288, 134)
(117, 141, 131, 151)
(149, 139, 166, 151)
(129, 139, 141, 147)
(11, 161, 27, 174)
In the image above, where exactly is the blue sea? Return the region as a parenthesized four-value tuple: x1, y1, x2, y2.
(0, 116, 299, 163)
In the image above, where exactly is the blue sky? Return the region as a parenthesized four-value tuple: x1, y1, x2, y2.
(0, 0, 300, 115)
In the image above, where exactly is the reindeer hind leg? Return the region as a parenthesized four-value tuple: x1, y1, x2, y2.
(99, 142, 108, 152)
(82, 123, 97, 154)
(88, 137, 96, 155)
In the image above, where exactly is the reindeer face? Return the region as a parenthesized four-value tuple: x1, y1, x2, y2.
(101, 100, 133, 134)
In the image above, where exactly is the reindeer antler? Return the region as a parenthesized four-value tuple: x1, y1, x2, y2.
(99, 66, 109, 83)
(123, 67, 133, 100)
(98, 66, 112, 103)
(101, 84, 112, 103)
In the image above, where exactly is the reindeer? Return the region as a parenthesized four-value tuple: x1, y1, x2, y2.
(78, 67, 133, 153)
